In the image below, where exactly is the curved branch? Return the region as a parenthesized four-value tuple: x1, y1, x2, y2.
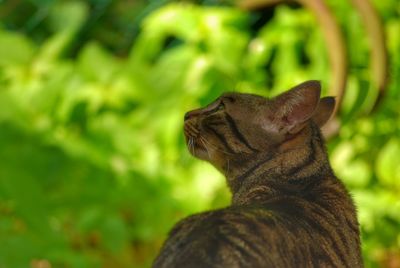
(238, 0, 347, 119)
(298, 0, 347, 117)
(238, 0, 285, 8)
(350, 0, 388, 113)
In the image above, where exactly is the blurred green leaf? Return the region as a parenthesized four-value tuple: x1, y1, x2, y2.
(48, 1, 88, 32)
(376, 138, 400, 189)
(0, 30, 36, 66)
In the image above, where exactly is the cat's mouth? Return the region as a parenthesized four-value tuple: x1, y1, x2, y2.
(183, 121, 208, 158)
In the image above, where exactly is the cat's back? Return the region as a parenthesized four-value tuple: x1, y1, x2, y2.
(153, 194, 361, 268)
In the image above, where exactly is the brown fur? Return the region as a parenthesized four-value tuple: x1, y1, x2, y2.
(153, 81, 363, 268)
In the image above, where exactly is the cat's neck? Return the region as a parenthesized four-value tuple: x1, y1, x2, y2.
(225, 125, 333, 205)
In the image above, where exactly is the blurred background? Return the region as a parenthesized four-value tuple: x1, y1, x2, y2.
(0, 0, 399, 267)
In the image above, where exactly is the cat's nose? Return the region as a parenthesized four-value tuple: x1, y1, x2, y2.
(184, 109, 201, 121)
(184, 111, 195, 121)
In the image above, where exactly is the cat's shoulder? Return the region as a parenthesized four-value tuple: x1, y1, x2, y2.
(168, 210, 215, 237)
(168, 205, 272, 238)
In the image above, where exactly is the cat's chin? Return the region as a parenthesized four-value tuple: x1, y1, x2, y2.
(187, 145, 210, 161)
(188, 146, 226, 173)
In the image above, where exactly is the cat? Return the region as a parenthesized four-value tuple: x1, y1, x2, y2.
(153, 80, 363, 268)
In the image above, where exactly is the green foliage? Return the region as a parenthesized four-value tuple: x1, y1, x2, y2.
(0, 0, 399, 267)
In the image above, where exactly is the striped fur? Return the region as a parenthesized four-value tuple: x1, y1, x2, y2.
(154, 81, 363, 268)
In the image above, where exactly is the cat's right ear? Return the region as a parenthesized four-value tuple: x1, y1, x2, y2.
(312, 96, 335, 127)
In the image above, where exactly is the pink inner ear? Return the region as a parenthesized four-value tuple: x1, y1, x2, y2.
(272, 81, 322, 132)
(279, 81, 321, 124)
(287, 94, 320, 124)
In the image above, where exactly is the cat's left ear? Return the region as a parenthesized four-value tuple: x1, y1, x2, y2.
(270, 80, 321, 134)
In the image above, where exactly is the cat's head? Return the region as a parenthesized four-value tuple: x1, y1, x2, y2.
(183, 80, 335, 172)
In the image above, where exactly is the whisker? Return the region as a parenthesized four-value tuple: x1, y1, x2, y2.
(190, 137, 195, 154)
(199, 138, 211, 159)
(187, 137, 194, 154)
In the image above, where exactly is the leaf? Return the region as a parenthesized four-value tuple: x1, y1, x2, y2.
(48, 1, 88, 32)
(0, 30, 36, 66)
(100, 216, 127, 253)
(376, 138, 400, 189)
(78, 42, 120, 83)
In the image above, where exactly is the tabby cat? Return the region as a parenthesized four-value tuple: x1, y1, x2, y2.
(153, 81, 363, 268)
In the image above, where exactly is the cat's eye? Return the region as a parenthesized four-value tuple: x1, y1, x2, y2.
(202, 99, 225, 116)
(217, 101, 225, 111)
(223, 96, 235, 103)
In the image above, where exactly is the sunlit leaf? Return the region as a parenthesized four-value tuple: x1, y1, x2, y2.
(376, 138, 400, 189)
(0, 31, 36, 66)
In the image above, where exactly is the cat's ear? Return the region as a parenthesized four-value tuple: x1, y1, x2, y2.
(269, 80, 321, 134)
(312, 97, 335, 127)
